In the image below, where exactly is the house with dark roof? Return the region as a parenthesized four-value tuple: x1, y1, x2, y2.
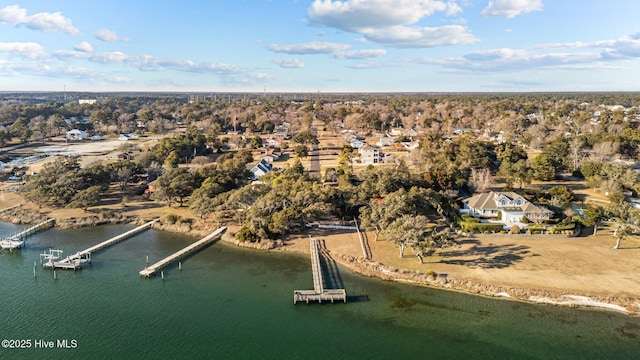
(462, 191, 552, 225)
(250, 159, 272, 180)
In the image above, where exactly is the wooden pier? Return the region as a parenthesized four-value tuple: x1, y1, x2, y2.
(139, 227, 226, 277)
(40, 249, 88, 270)
(0, 218, 55, 251)
(293, 239, 346, 304)
(42, 219, 158, 270)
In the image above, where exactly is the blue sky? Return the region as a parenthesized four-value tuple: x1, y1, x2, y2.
(1, 0, 639, 92)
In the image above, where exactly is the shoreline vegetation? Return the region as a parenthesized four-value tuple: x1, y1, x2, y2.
(3, 201, 638, 316)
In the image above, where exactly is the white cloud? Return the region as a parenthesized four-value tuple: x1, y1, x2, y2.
(272, 58, 305, 68)
(95, 29, 130, 42)
(74, 41, 93, 53)
(0, 59, 128, 83)
(0, 42, 46, 59)
(91, 51, 131, 64)
(407, 31, 640, 75)
(0, 5, 79, 35)
(53, 50, 130, 64)
(334, 49, 387, 59)
(52, 50, 90, 61)
(308, 0, 448, 32)
(481, 0, 543, 19)
(307, 0, 476, 48)
(417, 48, 602, 72)
(51, 46, 268, 83)
(268, 42, 351, 55)
(364, 25, 478, 48)
(446, 2, 463, 16)
(536, 32, 640, 60)
(345, 61, 399, 69)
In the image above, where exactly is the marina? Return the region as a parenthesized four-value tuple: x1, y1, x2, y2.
(139, 227, 226, 277)
(41, 219, 158, 270)
(0, 218, 55, 251)
(294, 238, 347, 304)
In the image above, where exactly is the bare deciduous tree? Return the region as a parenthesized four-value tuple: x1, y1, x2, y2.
(469, 168, 494, 193)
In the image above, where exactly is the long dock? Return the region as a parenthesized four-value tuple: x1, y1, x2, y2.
(139, 227, 226, 277)
(293, 239, 347, 304)
(42, 219, 158, 270)
(0, 218, 55, 251)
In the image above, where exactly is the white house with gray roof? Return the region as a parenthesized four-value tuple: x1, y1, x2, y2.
(462, 191, 552, 224)
(250, 159, 272, 180)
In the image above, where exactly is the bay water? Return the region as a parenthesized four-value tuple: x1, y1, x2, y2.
(1, 223, 639, 359)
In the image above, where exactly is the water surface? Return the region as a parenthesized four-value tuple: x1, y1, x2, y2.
(0, 224, 639, 359)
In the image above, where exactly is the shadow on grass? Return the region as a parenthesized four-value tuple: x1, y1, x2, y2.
(438, 239, 533, 269)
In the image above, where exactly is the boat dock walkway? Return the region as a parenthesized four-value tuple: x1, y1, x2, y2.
(293, 239, 346, 304)
(139, 227, 226, 278)
(0, 218, 55, 251)
(42, 219, 158, 270)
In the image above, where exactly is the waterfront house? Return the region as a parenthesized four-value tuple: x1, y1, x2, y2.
(462, 191, 552, 224)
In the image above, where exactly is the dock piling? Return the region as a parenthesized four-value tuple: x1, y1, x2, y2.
(179, 262, 182, 271)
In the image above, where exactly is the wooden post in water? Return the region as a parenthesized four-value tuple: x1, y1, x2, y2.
(53, 270, 57, 280)
(179, 262, 182, 271)
(33, 263, 36, 278)
(146, 255, 149, 264)
(161, 271, 164, 280)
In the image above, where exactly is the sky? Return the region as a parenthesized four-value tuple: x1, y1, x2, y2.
(1, 0, 640, 93)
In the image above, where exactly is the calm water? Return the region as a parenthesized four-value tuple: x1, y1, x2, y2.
(1, 223, 639, 360)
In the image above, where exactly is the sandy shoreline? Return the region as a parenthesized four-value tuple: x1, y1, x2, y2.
(2, 192, 639, 316)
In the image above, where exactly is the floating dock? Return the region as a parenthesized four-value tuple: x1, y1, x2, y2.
(293, 239, 346, 304)
(139, 227, 226, 278)
(42, 219, 158, 270)
(0, 218, 55, 251)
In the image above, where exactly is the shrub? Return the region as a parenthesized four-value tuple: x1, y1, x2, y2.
(459, 222, 503, 233)
(164, 214, 179, 224)
(509, 224, 520, 234)
(236, 225, 258, 242)
(550, 222, 576, 232)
